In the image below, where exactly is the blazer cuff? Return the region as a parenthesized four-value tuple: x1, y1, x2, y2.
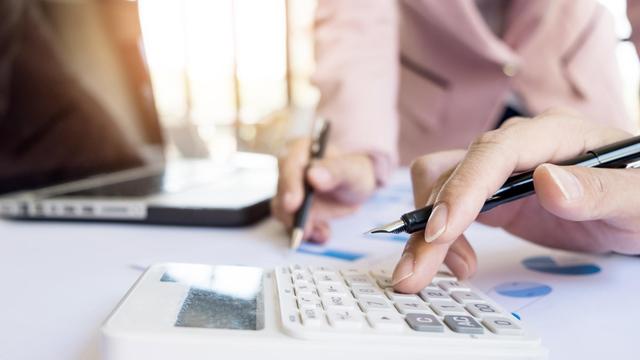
(367, 150, 396, 188)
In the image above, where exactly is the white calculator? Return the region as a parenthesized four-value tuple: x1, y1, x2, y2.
(101, 263, 546, 359)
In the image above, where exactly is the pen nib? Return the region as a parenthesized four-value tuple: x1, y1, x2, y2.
(290, 228, 304, 250)
(365, 220, 406, 235)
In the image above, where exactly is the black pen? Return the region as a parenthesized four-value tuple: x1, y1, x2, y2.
(367, 135, 640, 235)
(290, 119, 331, 249)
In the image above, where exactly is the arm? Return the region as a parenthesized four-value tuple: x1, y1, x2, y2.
(312, 0, 399, 185)
(627, 0, 640, 56)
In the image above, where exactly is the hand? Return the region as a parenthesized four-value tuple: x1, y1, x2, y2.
(271, 138, 377, 243)
(392, 110, 640, 293)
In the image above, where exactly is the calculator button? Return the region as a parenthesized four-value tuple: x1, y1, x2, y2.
(322, 294, 356, 310)
(317, 283, 349, 296)
(433, 270, 456, 281)
(376, 277, 394, 288)
(385, 289, 420, 302)
(465, 302, 500, 318)
(482, 317, 524, 335)
(294, 281, 317, 296)
(298, 294, 323, 310)
(279, 281, 295, 296)
(430, 301, 468, 316)
(327, 309, 364, 329)
(443, 315, 484, 334)
(289, 264, 305, 272)
(292, 270, 313, 283)
(340, 268, 367, 277)
(281, 295, 298, 310)
(451, 291, 484, 303)
(419, 289, 452, 302)
(313, 272, 342, 285)
(438, 280, 470, 292)
(300, 308, 326, 327)
(366, 311, 405, 331)
(344, 274, 374, 286)
(370, 268, 393, 279)
(352, 285, 385, 299)
(405, 313, 444, 332)
(283, 310, 301, 326)
(358, 296, 393, 312)
(422, 282, 441, 291)
(309, 266, 335, 273)
(394, 300, 432, 314)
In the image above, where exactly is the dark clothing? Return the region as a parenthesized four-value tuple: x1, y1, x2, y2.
(0, 0, 142, 194)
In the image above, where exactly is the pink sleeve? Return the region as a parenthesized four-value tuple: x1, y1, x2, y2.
(627, 0, 640, 55)
(312, 0, 399, 186)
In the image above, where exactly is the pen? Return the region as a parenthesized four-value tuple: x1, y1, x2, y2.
(367, 134, 640, 235)
(290, 119, 331, 249)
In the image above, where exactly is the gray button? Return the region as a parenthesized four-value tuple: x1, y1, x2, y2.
(451, 291, 483, 303)
(438, 280, 469, 292)
(465, 302, 499, 317)
(444, 315, 484, 334)
(482, 316, 523, 335)
(430, 301, 467, 316)
(405, 313, 444, 332)
(419, 289, 451, 302)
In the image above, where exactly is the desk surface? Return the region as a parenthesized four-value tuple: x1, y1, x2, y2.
(1, 172, 638, 360)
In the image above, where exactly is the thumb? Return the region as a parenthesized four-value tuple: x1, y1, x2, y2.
(307, 155, 376, 199)
(534, 164, 640, 221)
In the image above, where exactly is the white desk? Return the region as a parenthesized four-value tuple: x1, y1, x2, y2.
(1, 172, 638, 360)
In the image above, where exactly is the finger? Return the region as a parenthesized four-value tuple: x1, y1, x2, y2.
(391, 233, 447, 293)
(391, 234, 476, 293)
(534, 164, 640, 221)
(276, 140, 310, 213)
(410, 150, 466, 207)
(307, 220, 331, 244)
(443, 236, 477, 280)
(307, 154, 376, 203)
(423, 111, 631, 245)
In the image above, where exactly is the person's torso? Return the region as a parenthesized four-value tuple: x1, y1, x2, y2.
(396, 0, 632, 164)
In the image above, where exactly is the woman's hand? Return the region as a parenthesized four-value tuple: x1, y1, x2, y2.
(392, 110, 640, 293)
(271, 138, 377, 243)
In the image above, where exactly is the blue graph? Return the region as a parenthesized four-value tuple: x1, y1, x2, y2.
(297, 243, 365, 261)
(495, 281, 552, 298)
(522, 256, 601, 275)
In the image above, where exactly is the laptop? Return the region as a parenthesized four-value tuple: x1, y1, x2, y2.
(0, 19, 276, 226)
(0, 152, 276, 226)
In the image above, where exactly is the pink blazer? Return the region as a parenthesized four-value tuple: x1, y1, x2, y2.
(313, 0, 640, 183)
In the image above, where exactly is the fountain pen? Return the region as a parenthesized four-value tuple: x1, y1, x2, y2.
(367, 134, 640, 235)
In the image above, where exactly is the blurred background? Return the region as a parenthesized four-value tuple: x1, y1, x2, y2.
(40, 0, 639, 162)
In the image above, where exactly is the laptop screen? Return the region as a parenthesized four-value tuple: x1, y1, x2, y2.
(0, 1, 163, 195)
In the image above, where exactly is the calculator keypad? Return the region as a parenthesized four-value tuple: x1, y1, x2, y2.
(276, 265, 524, 338)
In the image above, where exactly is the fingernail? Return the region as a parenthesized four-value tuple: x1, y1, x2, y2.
(446, 251, 469, 279)
(544, 164, 583, 201)
(425, 203, 448, 243)
(392, 252, 415, 286)
(308, 166, 331, 183)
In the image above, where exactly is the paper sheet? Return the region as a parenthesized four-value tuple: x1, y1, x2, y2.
(2, 169, 638, 359)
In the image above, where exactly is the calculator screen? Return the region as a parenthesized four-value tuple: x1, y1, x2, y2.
(161, 265, 264, 330)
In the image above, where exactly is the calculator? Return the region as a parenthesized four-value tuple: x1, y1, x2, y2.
(101, 263, 546, 359)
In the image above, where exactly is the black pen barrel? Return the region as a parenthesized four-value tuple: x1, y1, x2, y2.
(400, 135, 640, 234)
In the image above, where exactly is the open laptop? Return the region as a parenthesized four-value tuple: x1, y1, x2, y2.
(0, 152, 276, 226)
(0, 6, 276, 226)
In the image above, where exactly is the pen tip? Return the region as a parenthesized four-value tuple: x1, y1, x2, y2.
(365, 220, 406, 235)
(290, 228, 304, 250)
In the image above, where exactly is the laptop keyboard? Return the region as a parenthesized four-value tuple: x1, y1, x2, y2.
(54, 174, 168, 197)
